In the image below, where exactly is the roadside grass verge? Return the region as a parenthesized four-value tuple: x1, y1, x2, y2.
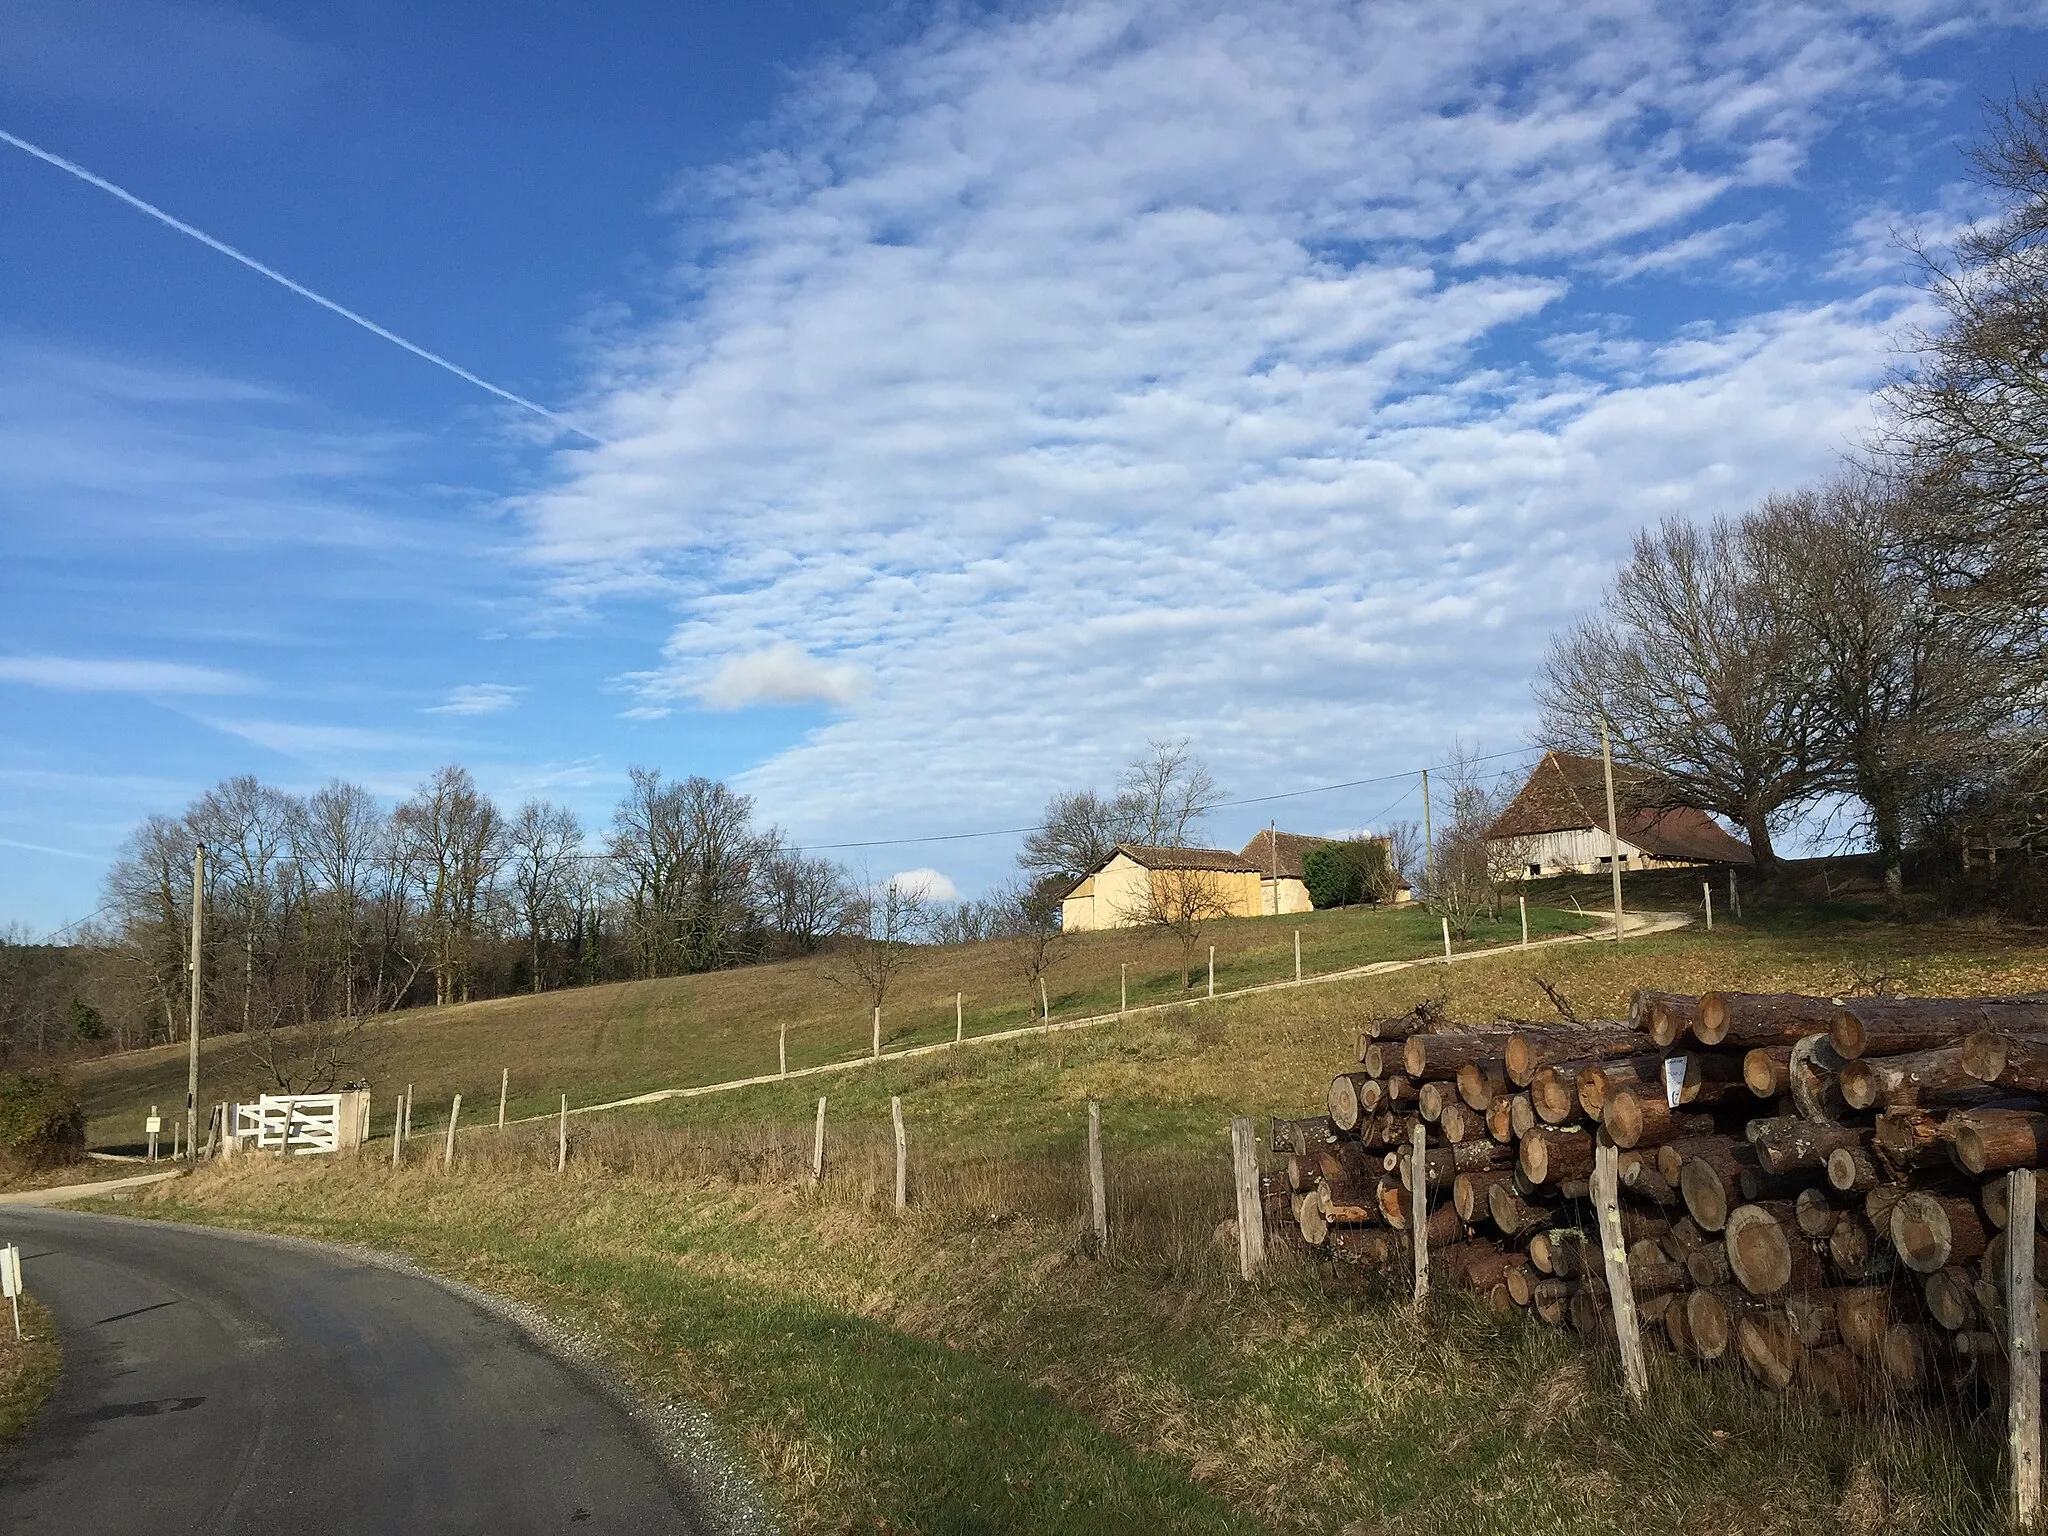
(0, 1294, 60, 1447)
(91, 916, 2048, 1534)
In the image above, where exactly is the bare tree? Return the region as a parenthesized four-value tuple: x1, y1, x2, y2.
(290, 780, 382, 1018)
(1374, 821, 1423, 905)
(1134, 866, 1238, 991)
(830, 873, 933, 1030)
(506, 800, 583, 992)
(759, 845, 852, 954)
(188, 775, 296, 1034)
(102, 815, 198, 1046)
(1538, 514, 1826, 875)
(610, 769, 766, 976)
(995, 880, 1062, 1018)
(1120, 739, 1223, 846)
(395, 766, 506, 1005)
(1018, 789, 1141, 884)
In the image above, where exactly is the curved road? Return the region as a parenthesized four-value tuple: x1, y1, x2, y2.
(0, 1208, 702, 1533)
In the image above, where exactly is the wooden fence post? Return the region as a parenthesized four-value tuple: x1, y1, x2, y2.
(779, 1021, 788, 1078)
(556, 1094, 567, 1174)
(391, 1098, 402, 1167)
(872, 1005, 881, 1060)
(812, 1096, 828, 1182)
(892, 1096, 907, 1212)
(2010, 1167, 2041, 1528)
(1441, 919, 1452, 962)
(404, 1084, 413, 1142)
(444, 1094, 461, 1170)
(1592, 1141, 1650, 1403)
(1520, 896, 1528, 949)
(1411, 1122, 1430, 1305)
(1229, 1116, 1265, 1282)
(1729, 869, 1741, 920)
(498, 1068, 508, 1129)
(1041, 976, 1050, 1024)
(1208, 946, 1215, 999)
(1120, 964, 1127, 1016)
(1087, 1100, 1107, 1256)
(1294, 929, 1302, 983)
(955, 992, 963, 1045)
(1703, 882, 1713, 932)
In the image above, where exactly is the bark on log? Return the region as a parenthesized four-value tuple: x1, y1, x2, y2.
(1796, 1344, 1866, 1410)
(1866, 1183, 1907, 1233)
(1831, 999, 2048, 1060)
(1826, 1144, 1885, 1194)
(1950, 1108, 2048, 1174)
(1327, 1072, 1374, 1131)
(1316, 1173, 1379, 1226)
(1417, 1080, 1459, 1123)
(1361, 1041, 1404, 1078)
(1879, 1322, 1939, 1390)
(1747, 1117, 1867, 1175)
(1660, 1215, 1709, 1260)
(1452, 1167, 1517, 1225)
(1272, 1116, 1341, 1156)
(1632, 990, 1700, 1049)
(1686, 1241, 1734, 1289)
(1619, 1151, 1680, 1206)
(1405, 1029, 1514, 1080)
(1577, 1054, 1666, 1121)
(1696, 992, 1841, 1047)
(1922, 1266, 1979, 1331)
(1962, 1030, 2048, 1092)
(1679, 1139, 1762, 1232)
(1398, 1139, 1511, 1191)
(1890, 1191, 1991, 1273)
(1504, 1024, 1645, 1087)
(1787, 1288, 1852, 1348)
(1658, 1134, 1734, 1186)
(1788, 1034, 1850, 1124)
(1519, 1127, 1596, 1184)
(1838, 1045, 1982, 1111)
(1983, 1173, 2012, 1229)
(1743, 1045, 1797, 1098)
(1664, 1292, 1698, 1357)
(1529, 1061, 1589, 1126)
(1832, 1215, 1895, 1281)
(1360, 1013, 1430, 1044)
(1528, 1228, 1588, 1278)
(1505, 1259, 1539, 1307)
(1873, 1108, 1953, 1171)
(1685, 1288, 1741, 1362)
(1723, 1201, 1825, 1295)
(1436, 1102, 1473, 1144)
(1327, 1227, 1404, 1269)
(1601, 1087, 1714, 1149)
(1837, 1287, 1897, 1361)
(1795, 1186, 1846, 1237)
(1489, 1181, 1557, 1237)
(1486, 1095, 1516, 1144)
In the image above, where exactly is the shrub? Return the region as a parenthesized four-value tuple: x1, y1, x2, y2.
(1302, 838, 1391, 908)
(0, 1073, 85, 1173)
(67, 998, 105, 1043)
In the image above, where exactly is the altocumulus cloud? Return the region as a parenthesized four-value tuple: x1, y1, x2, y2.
(519, 0, 2022, 853)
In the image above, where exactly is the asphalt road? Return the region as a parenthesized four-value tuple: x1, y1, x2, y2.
(0, 1208, 703, 1534)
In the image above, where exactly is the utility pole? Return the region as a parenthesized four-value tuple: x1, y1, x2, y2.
(187, 842, 204, 1160)
(1600, 724, 1624, 945)
(1420, 769, 1433, 890)
(1268, 819, 1278, 916)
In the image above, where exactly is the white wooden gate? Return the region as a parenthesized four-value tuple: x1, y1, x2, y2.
(230, 1092, 367, 1156)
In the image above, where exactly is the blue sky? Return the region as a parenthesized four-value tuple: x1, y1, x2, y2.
(4, 0, 2046, 933)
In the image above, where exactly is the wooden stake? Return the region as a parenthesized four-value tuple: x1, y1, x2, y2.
(955, 992, 963, 1045)
(443, 1094, 461, 1170)
(1704, 881, 1713, 932)
(2011, 1167, 2041, 1528)
(1729, 869, 1741, 920)
(391, 1098, 402, 1167)
(556, 1094, 567, 1173)
(1294, 929, 1301, 983)
(1411, 1122, 1430, 1305)
(1120, 964, 1127, 1015)
(1041, 976, 1050, 1022)
(779, 1021, 788, 1077)
(1230, 1116, 1265, 1282)
(1208, 946, 1215, 999)
(1601, 722, 1625, 945)
(872, 1005, 881, 1059)
(498, 1068, 508, 1129)
(1520, 896, 1528, 949)
(892, 1096, 907, 1212)
(1087, 1100, 1107, 1255)
(812, 1096, 828, 1182)
(404, 1084, 413, 1142)
(1441, 918, 1451, 962)
(1593, 1141, 1650, 1403)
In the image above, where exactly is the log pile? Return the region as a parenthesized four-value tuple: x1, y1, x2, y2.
(1272, 989, 2048, 1405)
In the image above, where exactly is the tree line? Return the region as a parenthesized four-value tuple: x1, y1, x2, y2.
(1538, 88, 2048, 916)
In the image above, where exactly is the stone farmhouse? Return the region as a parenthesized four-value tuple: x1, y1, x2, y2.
(1059, 829, 1410, 932)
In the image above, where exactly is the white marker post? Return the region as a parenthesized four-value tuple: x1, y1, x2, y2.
(146, 1107, 161, 1163)
(498, 1068, 508, 1129)
(1041, 976, 1050, 1025)
(1441, 919, 1451, 962)
(955, 992, 963, 1045)
(779, 1021, 788, 1078)
(1, 1245, 21, 1340)
(1294, 930, 1301, 984)
(1519, 896, 1528, 949)
(872, 1006, 881, 1060)
(1208, 947, 1215, 999)
(556, 1095, 567, 1174)
(443, 1095, 461, 1170)
(1119, 964, 1127, 1016)
(1703, 881, 1713, 933)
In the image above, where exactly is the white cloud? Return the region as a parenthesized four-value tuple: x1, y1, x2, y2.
(425, 683, 522, 716)
(889, 867, 958, 902)
(694, 645, 867, 710)
(512, 0, 2022, 864)
(0, 654, 252, 694)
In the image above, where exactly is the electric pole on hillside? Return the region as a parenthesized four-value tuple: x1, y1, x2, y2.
(187, 842, 204, 1160)
(1420, 769, 1433, 893)
(1600, 725, 1624, 946)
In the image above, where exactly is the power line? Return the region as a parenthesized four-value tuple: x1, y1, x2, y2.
(0, 127, 603, 445)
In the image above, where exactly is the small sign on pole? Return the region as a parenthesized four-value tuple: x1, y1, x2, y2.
(1, 1244, 20, 1340)
(1663, 1057, 1687, 1110)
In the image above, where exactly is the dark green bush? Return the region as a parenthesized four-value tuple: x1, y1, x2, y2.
(67, 998, 105, 1043)
(0, 1073, 85, 1172)
(1302, 838, 1392, 908)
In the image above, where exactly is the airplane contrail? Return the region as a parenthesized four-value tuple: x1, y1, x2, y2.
(0, 127, 600, 443)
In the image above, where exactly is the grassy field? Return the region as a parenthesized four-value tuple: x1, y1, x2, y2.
(0, 1294, 61, 1448)
(70, 898, 1594, 1152)
(89, 908, 2048, 1534)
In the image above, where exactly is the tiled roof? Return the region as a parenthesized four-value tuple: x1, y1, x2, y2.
(1111, 843, 1263, 873)
(1238, 829, 1328, 880)
(1485, 752, 1753, 865)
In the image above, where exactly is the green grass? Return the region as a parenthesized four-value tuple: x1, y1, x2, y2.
(0, 1294, 61, 1448)
(69, 899, 1595, 1152)
(84, 911, 2048, 1534)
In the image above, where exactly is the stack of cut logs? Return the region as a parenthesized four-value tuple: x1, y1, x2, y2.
(1265, 989, 2048, 1403)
